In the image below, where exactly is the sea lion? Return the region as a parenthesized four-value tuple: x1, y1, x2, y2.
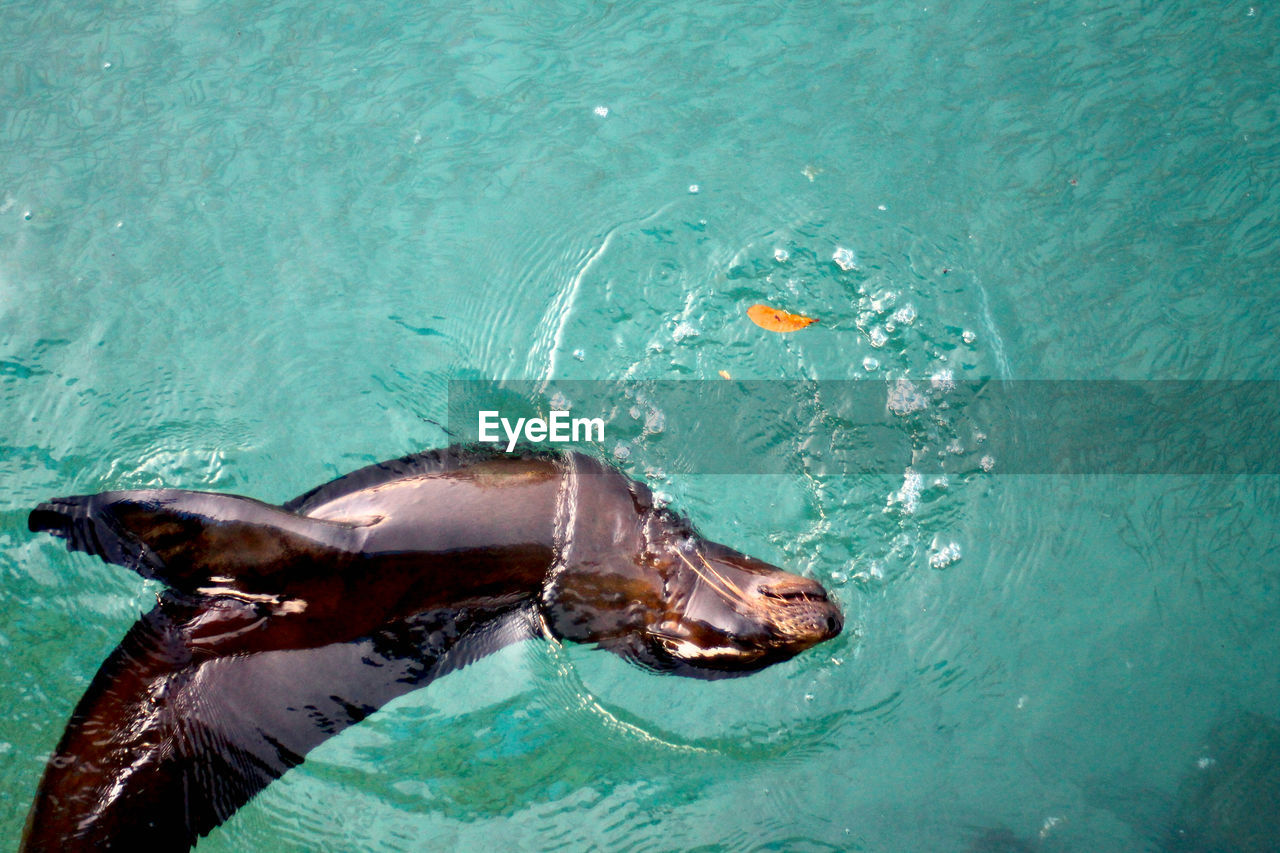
(23, 447, 842, 852)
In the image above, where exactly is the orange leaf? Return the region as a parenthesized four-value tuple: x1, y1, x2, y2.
(747, 304, 817, 333)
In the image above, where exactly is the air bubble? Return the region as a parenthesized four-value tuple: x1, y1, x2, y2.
(887, 379, 928, 415)
(890, 468, 923, 513)
(672, 322, 699, 342)
(870, 291, 897, 312)
(928, 540, 962, 569)
(832, 246, 858, 271)
(643, 409, 665, 434)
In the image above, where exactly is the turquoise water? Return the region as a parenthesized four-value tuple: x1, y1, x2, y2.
(3, 1, 1279, 850)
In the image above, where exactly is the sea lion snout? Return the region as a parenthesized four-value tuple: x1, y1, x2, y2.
(755, 575, 844, 642)
(721, 562, 843, 648)
(756, 574, 829, 603)
(643, 540, 843, 674)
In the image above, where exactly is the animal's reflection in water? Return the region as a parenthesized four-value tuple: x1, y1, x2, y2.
(24, 448, 843, 851)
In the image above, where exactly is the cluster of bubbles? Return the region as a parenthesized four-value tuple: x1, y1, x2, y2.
(706, 227, 1001, 591)
(821, 241, 998, 587)
(566, 211, 1003, 593)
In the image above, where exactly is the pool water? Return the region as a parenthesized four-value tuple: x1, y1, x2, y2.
(2, 1, 1278, 850)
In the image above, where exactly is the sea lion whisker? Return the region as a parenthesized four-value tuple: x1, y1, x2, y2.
(695, 551, 751, 603)
(673, 549, 741, 603)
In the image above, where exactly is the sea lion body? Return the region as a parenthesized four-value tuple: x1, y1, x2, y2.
(24, 448, 842, 851)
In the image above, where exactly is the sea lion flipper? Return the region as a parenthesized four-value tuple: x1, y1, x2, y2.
(25, 600, 538, 851)
(29, 489, 361, 593)
(426, 603, 540, 679)
(29, 495, 168, 578)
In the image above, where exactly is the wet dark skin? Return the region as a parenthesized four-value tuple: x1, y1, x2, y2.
(24, 448, 842, 851)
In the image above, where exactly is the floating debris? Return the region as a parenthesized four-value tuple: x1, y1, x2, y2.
(747, 304, 817, 333)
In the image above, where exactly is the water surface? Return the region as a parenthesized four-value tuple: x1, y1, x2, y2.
(2, 1, 1278, 850)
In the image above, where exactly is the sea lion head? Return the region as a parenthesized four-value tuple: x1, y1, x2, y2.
(543, 503, 843, 678)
